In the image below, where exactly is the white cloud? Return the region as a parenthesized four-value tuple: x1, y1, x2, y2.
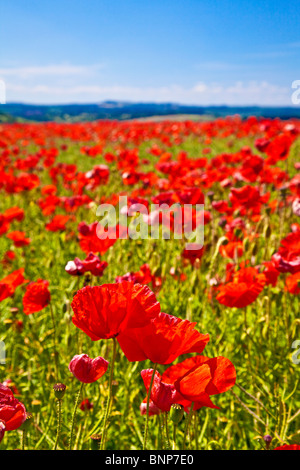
(3, 79, 292, 106)
(0, 64, 104, 79)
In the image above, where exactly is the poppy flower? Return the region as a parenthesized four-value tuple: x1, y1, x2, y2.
(3, 206, 24, 223)
(65, 253, 108, 277)
(272, 253, 300, 274)
(45, 215, 70, 232)
(22, 279, 51, 315)
(141, 355, 236, 412)
(78, 222, 127, 255)
(140, 398, 161, 416)
(0, 420, 5, 443)
(80, 399, 93, 411)
(65, 257, 85, 276)
(219, 241, 243, 259)
(274, 444, 300, 450)
(163, 355, 236, 410)
(261, 261, 280, 287)
(68, 354, 109, 383)
(141, 370, 178, 412)
(0, 383, 26, 431)
(216, 267, 266, 308)
(7, 231, 31, 247)
(0, 268, 28, 303)
(182, 244, 205, 266)
(71, 281, 161, 340)
(117, 312, 209, 364)
(81, 253, 108, 277)
(285, 271, 300, 295)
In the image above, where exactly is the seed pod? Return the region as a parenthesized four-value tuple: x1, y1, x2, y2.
(263, 434, 272, 450)
(90, 433, 102, 450)
(170, 404, 184, 425)
(264, 225, 271, 238)
(53, 383, 67, 400)
(20, 412, 33, 431)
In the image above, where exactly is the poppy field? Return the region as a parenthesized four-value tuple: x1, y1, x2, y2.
(0, 116, 300, 451)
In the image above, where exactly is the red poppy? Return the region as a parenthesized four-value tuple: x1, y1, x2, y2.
(71, 281, 161, 340)
(68, 354, 109, 383)
(219, 241, 243, 259)
(142, 355, 236, 412)
(261, 261, 280, 287)
(45, 215, 70, 232)
(0, 268, 28, 303)
(22, 279, 51, 315)
(274, 444, 300, 450)
(3, 206, 24, 223)
(117, 312, 209, 364)
(163, 355, 236, 410)
(285, 271, 300, 295)
(140, 398, 161, 416)
(7, 231, 31, 247)
(65, 253, 108, 277)
(182, 244, 205, 266)
(0, 383, 26, 431)
(141, 370, 178, 412)
(78, 222, 127, 255)
(80, 399, 93, 411)
(216, 267, 266, 308)
(0, 420, 5, 443)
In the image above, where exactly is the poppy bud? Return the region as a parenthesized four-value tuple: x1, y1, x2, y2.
(243, 237, 250, 252)
(264, 225, 271, 238)
(251, 243, 258, 256)
(170, 404, 184, 425)
(90, 433, 102, 450)
(263, 434, 272, 450)
(20, 412, 33, 431)
(68, 354, 109, 383)
(207, 191, 214, 202)
(53, 383, 66, 400)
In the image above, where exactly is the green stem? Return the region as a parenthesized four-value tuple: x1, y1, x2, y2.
(68, 382, 84, 450)
(172, 424, 177, 450)
(54, 399, 62, 450)
(100, 337, 117, 450)
(183, 402, 194, 450)
(194, 411, 198, 449)
(143, 363, 158, 450)
(21, 429, 27, 450)
(165, 412, 171, 449)
(49, 303, 59, 380)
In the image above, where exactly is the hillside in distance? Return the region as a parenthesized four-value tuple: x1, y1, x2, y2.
(1, 101, 300, 122)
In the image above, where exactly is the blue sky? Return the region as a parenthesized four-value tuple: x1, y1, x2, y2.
(1, 0, 300, 105)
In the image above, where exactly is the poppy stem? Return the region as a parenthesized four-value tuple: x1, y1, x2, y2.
(21, 429, 27, 450)
(183, 402, 194, 450)
(143, 363, 158, 450)
(49, 303, 59, 380)
(172, 423, 177, 450)
(100, 337, 117, 450)
(53, 398, 62, 450)
(164, 412, 171, 449)
(68, 382, 84, 450)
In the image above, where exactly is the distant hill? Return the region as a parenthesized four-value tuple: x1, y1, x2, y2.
(1, 101, 300, 122)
